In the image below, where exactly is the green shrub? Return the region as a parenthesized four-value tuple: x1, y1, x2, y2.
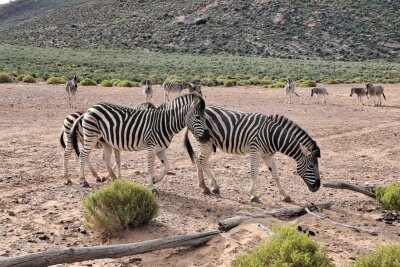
(0, 72, 13, 83)
(232, 225, 333, 267)
(200, 78, 217, 87)
(17, 74, 26, 81)
(267, 81, 286, 88)
(352, 244, 400, 267)
(375, 183, 400, 210)
(111, 79, 122, 86)
(237, 80, 251, 86)
(248, 76, 262, 85)
(80, 78, 97, 86)
(349, 77, 366, 83)
(100, 80, 113, 87)
(47, 76, 67, 84)
(297, 79, 317, 87)
(223, 79, 236, 87)
(166, 75, 183, 83)
(83, 179, 159, 236)
(22, 75, 36, 83)
(117, 80, 135, 87)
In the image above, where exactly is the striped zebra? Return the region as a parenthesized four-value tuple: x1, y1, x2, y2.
(284, 79, 299, 104)
(143, 80, 153, 102)
(71, 94, 210, 189)
(183, 107, 321, 203)
(350, 88, 368, 105)
(162, 81, 202, 102)
(366, 83, 386, 106)
(311, 87, 328, 104)
(61, 102, 155, 185)
(65, 75, 78, 108)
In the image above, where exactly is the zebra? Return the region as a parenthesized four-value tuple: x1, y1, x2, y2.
(162, 81, 202, 102)
(183, 107, 321, 203)
(71, 94, 210, 189)
(65, 75, 78, 108)
(284, 79, 299, 104)
(311, 87, 328, 104)
(61, 102, 156, 185)
(366, 83, 386, 106)
(143, 80, 153, 102)
(350, 88, 368, 105)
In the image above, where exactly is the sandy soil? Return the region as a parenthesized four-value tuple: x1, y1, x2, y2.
(0, 82, 399, 266)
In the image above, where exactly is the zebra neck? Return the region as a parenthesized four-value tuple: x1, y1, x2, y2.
(159, 106, 188, 135)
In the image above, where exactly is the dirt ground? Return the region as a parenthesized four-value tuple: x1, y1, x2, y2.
(0, 82, 399, 267)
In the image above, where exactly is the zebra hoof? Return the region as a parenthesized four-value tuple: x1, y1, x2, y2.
(282, 196, 293, 203)
(250, 196, 261, 203)
(96, 177, 103, 183)
(151, 188, 159, 196)
(202, 187, 211, 195)
(81, 180, 90, 188)
(64, 180, 72, 186)
(212, 187, 220, 194)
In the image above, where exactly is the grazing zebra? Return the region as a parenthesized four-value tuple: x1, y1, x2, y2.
(284, 79, 299, 104)
(71, 94, 210, 189)
(183, 107, 321, 203)
(162, 81, 202, 102)
(65, 75, 78, 108)
(350, 88, 368, 105)
(311, 87, 328, 104)
(143, 80, 153, 102)
(61, 102, 156, 185)
(366, 83, 386, 106)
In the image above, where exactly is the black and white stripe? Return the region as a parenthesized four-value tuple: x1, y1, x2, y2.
(184, 106, 321, 202)
(162, 81, 202, 102)
(65, 75, 78, 108)
(71, 94, 210, 189)
(350, 88, 367, 105)
(283, 79, 299, 104)
(143, 80, 153, 102)
(311, 87, 328, 104)
(366, 83, 386, 106)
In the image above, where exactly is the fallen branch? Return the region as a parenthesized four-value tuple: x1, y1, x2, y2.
(0, 230, 220, 267)
(304, 207, 378, 236)
(323, 181, 375, 198)
(218, 201, 334, 231)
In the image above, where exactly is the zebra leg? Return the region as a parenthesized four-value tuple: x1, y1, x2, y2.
(101, 142, 117, 181)
(249, 151, 261, 203)
(199, 144, 219, 194)
(153, 150, 170, 184)
(147, 148, 158, 192)
(62, 136, 72, 185)
(263, 155, 292, 202)
(113, 148, 121, 179)
(86, 153, 101, 182)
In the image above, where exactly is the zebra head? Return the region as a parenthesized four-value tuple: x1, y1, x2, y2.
(297, 143, 321, 192)
(185, 96, 210, 144)
(72, 75, 78, 89)
(350, 88, 355, 97)
(189, 83, 203, 96)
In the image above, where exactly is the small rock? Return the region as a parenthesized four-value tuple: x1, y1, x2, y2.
(38, 235, 49, 240)
(27, 239, 37, 243)
(7, 210, 15, 216)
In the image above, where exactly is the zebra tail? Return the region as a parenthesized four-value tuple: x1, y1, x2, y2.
(183, 127, 196, 165)
(294, 92, 299, 97)
(71, 114, 84, 157)
(60, 130, 66, 149)
(383, 92, 386, 100)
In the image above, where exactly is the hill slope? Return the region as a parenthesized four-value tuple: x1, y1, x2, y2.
(0, 0, 399, 61)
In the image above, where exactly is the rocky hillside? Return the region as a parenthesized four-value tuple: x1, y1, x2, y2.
(0, 0, 399, 61)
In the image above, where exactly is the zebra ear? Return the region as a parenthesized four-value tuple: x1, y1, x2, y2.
(299, 143, 312, 156)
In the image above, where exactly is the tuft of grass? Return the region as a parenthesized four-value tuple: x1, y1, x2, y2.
(22, 75, 36, 83)
(0, 72, 13, 83)
(352, 244, 400, 267)
(100, 80, 113, 87)
(83, 179, 159, 237)
(80, 78, 97, 86)
(232, 225, 333, 267)
(47, 76, 67, 84)
(375, 183, 400, 210)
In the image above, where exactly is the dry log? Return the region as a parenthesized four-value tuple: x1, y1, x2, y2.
(0, 230, 220, 267)
(304, 207, 378, 236)
(323, 181, 376, 198)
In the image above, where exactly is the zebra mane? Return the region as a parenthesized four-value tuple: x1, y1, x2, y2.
(268, 114, 320, 157)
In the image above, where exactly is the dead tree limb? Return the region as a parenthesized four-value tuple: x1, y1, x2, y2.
(0, 230, 220, 267)
(218, 201, 334, 231)
(304, 207, 378, 236)
(323, 181, 376, 198)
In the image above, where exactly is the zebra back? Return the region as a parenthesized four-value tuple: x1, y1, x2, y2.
(162, 81, 191, 93)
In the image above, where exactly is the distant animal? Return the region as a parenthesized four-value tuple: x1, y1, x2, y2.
(162, 81, 202, 102)
(61, 102, 156, 185)
(183, 107, 321, 203)
(65, 75, 78, 108)
(366, 83, 386, 106)
(143, 80, 153, 101)
(350, 88, 368, 105)
(311, 87, 328, 104)
(284, 79, 299, 104)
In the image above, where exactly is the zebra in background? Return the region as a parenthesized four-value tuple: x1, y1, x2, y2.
(350, 88, 368, 105)
(61, 102, 155, 185)
(71, 94, 210, 189)
(183, 107, 321, 203)
(366, 83, 386, 106)
(162, 81, 202, 102)
(311, 87, 328, 104)
(65, 75, 78, 108)
(284, 79, 299, 104)
(143, 80, 153, 102)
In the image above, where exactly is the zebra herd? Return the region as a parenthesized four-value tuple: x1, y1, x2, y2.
(61, 77, 322, 202)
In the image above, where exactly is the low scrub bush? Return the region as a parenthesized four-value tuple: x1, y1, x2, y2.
(0, 72, 13, 83)
(223, 79, 236, 87)
(267, 81, 286, 88)
(100, 80, 113, 87)
(297, 79, 317, 87)
(232, 225, 333, 267)
(83, 179, 159, 236)
(375, 183, 400, 210)
(80, 78, 97, 86)
(349, 77, 366, 83)
(237, 80, 251, 86)
(17, 74, 26, 81)
(352, 244, 400, 267)
(200, 78, 217, 87)
(116, 80, 136, 87)
(47, 76, 67, 84)
(111, 79, 122, 86)
(22, 75, 36, 83)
